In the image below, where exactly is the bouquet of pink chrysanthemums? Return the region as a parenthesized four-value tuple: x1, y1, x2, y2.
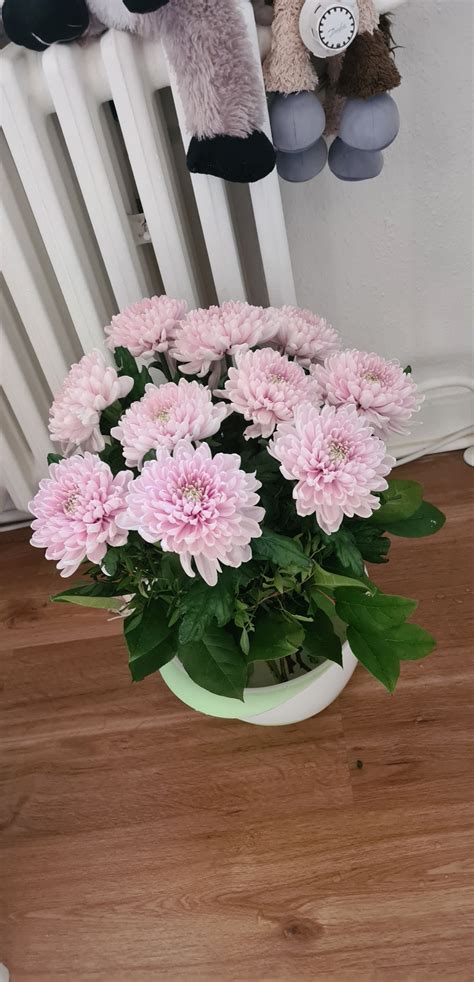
(29, 298, 445, 698)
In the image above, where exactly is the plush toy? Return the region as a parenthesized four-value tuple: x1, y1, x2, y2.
(263, 0, 402, 183)
(2, 0, 276, 184)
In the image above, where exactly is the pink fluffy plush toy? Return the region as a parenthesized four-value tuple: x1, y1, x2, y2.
(3, 0, 276, 183)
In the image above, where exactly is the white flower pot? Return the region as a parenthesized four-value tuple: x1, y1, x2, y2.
(160, 643, 358, 726)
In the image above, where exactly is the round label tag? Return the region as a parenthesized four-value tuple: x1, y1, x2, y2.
(299, 1, 359, 58)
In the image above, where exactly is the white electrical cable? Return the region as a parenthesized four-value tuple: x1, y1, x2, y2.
(391, 377, 474, 467)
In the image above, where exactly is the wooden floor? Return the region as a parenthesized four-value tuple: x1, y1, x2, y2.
(1, 451, 473, 982)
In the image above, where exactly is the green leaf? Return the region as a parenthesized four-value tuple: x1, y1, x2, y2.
(403, 365, 412, 374)
(252, 529, 311, 570)
(302, 611, 343, 666)
(124, 597, 170, 657)
(370, 479, 423, 525)
(247, 610, 305, 662)
(309, 588, 337, 621)
(383, 501, 446, 538)
(321, 528, 364, 577)
(51, 594, 124, 610)
(335, 589, 417, 634)
(142, 449, 157, 464)
(99, 399, 124, 435)
(99, 441, 128, 476)
(124, 598, 176, 681)
(240, 627, 250, 656)
(347, 626, 400, 693)
(312, 563, 370, 592)
(127, 633, 176, 682)
(101, 549, 120, 577)
(178, 627, 247, 700)
(113, 346, 152, 404)
(47, 453, 64, 466)
(52, 581, 126, 608)
(252, 448, 281, 482)
(378, 622, 436, 660)
(347, 522, 391, 564)
(178, 570, 238, 644)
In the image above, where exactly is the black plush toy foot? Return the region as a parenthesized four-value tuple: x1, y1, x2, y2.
(2, 0, 89, 51)
(123, 0, 169, 10)
(187, 132, 276, 184)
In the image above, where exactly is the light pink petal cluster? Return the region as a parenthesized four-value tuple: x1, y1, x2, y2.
(219, 347, 320, 439)
(29, 453, 132, 576)
(311, 349, 423, 436)
(111, 379, 229, 469)
(117, 441, 264, 586)
(270, 305, 341, 366)
(104, 295, 187, 360)
(49, 350, 133, 454)
(171, 301, 277, 378)
(269, 403, 394, 534)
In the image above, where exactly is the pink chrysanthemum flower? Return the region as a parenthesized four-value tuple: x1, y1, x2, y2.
(219, 347, 320, 439)
(270, 305, 341, 366)
(171, 301, 277, 378)
(269, 403, 394, 534)
(111, 380, 229, 469)
(49, 350, 133, 454)
(117, 441, 265, 586)
(311, 349, 423, 436)
(104, 295, 187, 360)
(29, 453, 132, 576)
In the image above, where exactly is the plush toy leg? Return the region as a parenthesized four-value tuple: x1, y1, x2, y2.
(263, 0, 323, 183)
(158, 0, 275, 183)
(3, 0, 89, 51)
(263, 0, 317, 95)
(337, 28, 401, 99)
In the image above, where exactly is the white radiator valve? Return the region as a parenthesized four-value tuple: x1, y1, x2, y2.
(299, 0, 359, 58)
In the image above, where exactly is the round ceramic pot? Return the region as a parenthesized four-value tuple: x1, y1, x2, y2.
(160, 643, 358, 726)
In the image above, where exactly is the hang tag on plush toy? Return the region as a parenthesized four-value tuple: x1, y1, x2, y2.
(299, 1, 359, 58)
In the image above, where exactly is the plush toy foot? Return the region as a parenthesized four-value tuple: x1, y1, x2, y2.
(123, 0, 169, 10)
(277, 138, 327, 183)
(3, 0, 89, 51)
(187, 132, 276, 184)
(339, 94, 400, 152)
(270, 92, 326, 154)
(328, 138, 384, 181)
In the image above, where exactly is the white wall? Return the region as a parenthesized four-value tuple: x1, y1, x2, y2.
(280, 0, 473, 455)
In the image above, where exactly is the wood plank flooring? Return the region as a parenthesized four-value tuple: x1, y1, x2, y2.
(1, 451, 473, 982)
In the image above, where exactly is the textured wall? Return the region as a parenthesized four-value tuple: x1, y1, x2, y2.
(280, 0, 472, 390)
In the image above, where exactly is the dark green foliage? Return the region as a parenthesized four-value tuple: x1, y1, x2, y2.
(124, 599, 176, 681)
(301, 610, 343, 666)
(178, 628, 247, 700)
(113, 345, 152, 406)
(247, 610, 305, 662)
(370, 479, 423, 525)
(335, 587, 435, 691)
(345, 521, 391, 564)
(252, 529, 311, 570)
(383, 501, 446, 538)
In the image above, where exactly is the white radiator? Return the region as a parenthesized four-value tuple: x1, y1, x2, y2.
(0, 5, 296, 514)
(1, 4, 472, 520)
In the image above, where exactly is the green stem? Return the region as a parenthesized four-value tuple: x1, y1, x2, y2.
(158, 355, 174, 382)
(296, 652, 312, 674)
(266, 660, 282, 684)
(279, 658, 289, 683)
